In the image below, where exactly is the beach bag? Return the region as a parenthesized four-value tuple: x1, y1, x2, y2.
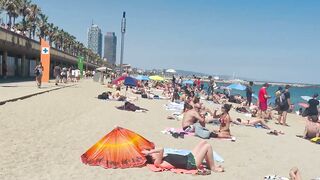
(194, 123, 211, 139)
(98, 92, 108, 100)
(302, 108, 309, 117)
(141, 94, 148, 98)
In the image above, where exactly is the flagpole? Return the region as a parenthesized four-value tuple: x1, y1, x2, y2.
(119, 11, 126, 75)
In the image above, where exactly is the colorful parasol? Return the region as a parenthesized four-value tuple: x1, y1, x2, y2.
(81, 127, 154, 169)
(112, 75, 128, 85)
(149, 75, 164, 81)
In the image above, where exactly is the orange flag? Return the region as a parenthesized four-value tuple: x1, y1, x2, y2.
(40, 38, 50, 82)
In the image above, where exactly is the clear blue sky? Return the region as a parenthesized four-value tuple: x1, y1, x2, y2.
(31, 0, 320, 84)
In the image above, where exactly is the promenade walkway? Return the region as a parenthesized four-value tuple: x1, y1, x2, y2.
(0, 80, 76, 105)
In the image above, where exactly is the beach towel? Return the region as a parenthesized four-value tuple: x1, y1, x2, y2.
(146, 164, 198, 175)
(214, 136, 236, 141)
(165, 102, 184, 111)
(297, 136, 320, 144)
(162, 128, 195, 136)
(264, 175, 289, 180)
(164, 148, 224, 163)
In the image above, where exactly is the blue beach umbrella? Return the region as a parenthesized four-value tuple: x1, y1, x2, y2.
(182, 80, 194, 85)
(227, 83, 246, 91)
(124, 77, 137, 87)
(135, 75, 150, 81)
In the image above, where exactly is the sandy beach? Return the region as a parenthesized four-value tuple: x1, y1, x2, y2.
(0, 79, 319, 180)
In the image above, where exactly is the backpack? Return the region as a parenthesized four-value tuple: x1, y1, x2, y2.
(279, 92, 287, 107)
(34, 69, 40, 76)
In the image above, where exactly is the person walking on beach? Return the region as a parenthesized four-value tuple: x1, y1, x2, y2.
(172, 75, 176, 87)
(275, 87, 283, 111)
(53, 65, 61, 86)
(61, 67, 68, 83)
(245, 81, 254, 107)
(258, 83, 271, 119)
(207, 76, 214, 99)
(34, 62, 43, 88)
(277, 85, 291, 126)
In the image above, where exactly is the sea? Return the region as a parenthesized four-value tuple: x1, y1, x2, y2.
(202, 82, 320, 110)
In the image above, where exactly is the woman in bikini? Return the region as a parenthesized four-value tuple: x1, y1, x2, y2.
(211, 104, 232, 138)
(142, 140, 224, 173)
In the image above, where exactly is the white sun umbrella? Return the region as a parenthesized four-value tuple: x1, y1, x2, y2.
(166, 69, 176, 73)
(96, 67, 107, 72)
(301, 96, 312, 101)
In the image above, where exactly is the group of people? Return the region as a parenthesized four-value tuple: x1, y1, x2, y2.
(103, 74, 319, 176)
(1, 23, 28, 37)
(53, 65, 81, 85)
(33, 62, 82, 88)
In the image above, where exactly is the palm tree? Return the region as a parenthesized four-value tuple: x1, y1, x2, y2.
(17, 0, 31, 26)
(2, 0, 20, 27)
(37, 12, 48, 39)
(27, 3, 41, 39)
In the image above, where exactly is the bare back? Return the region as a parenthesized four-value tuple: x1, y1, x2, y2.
(182, 110, 199, 128)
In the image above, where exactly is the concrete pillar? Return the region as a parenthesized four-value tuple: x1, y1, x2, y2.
(14, 56, 19, 76)
(21, 55, 27, 77)
(2, 51, 7, 78)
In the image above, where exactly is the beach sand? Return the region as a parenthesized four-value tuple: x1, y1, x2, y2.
(0, 79, 319, 180)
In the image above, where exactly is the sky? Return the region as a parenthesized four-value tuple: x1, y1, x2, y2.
(28, 0, 320, 84)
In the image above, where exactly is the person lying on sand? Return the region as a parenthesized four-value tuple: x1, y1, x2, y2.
(210, 104, 233, 138)
(181, 103, 206, 132)
(303, 115, 320, 139)
(141, 140, 224, 173)
(265, 167, 301, 180)
(233, 118, 271, 129)
(117, 101, 148, 112)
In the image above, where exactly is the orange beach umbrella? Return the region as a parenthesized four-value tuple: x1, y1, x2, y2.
(81, 127, 155, 169)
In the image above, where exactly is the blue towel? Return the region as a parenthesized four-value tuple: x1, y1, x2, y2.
(164, 148, 224, 163)
(254, 124, 263, 129)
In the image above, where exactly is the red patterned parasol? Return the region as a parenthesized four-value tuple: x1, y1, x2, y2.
(81, 127, 154, 169)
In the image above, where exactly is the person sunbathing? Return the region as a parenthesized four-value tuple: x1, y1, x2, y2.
(142, 140, 224, 173)
(211, 104, 232, 138)
(181, 103, 206, 132)
(112, 86, 127, 101)
(303, 115, 320, 139)
(233, 118, 271, 129)
(117, 101, 148, 112)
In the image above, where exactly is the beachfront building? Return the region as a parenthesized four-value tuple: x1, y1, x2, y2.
(0, 28, 98, 79)
(88, 24, 102, 57)
(103, 32, 117, 65)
